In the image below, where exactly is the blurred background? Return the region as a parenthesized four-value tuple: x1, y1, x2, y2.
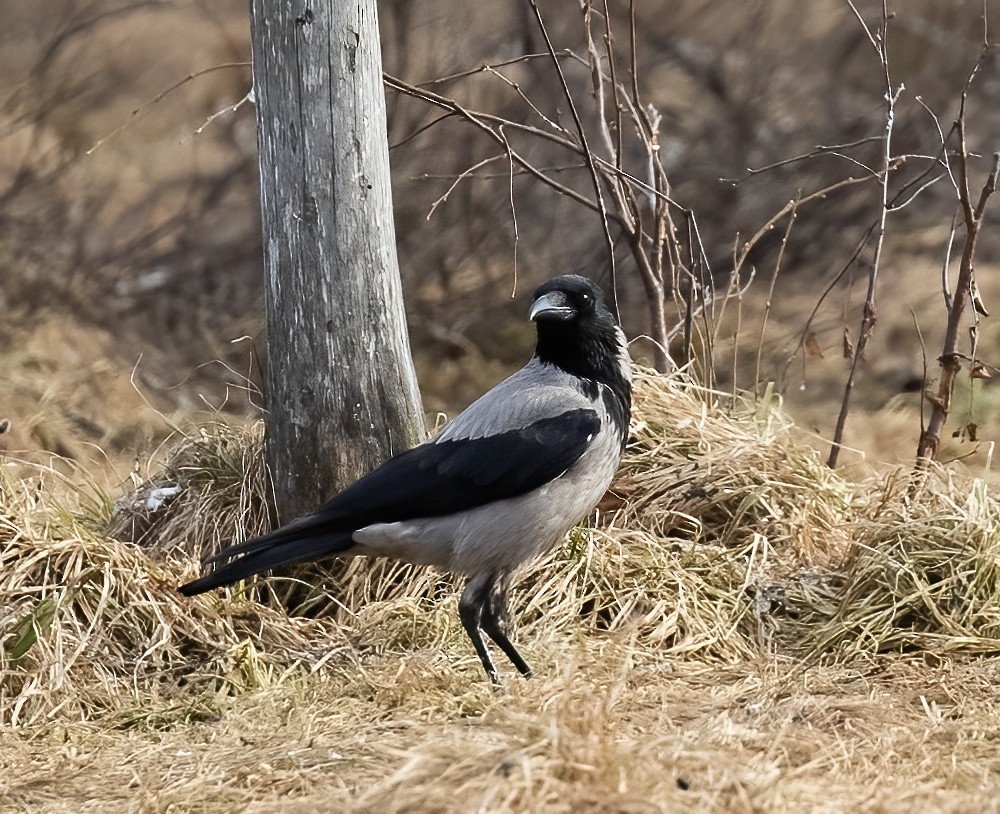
(3, 0, 1000, 480)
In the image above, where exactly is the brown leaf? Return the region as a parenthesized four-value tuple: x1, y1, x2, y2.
(971, 281, 990, 316)
(804, 332, 825, 358)
(842, 327, 854, 359)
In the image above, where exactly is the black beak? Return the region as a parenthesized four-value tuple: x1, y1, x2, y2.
(529, 291, 576, 322)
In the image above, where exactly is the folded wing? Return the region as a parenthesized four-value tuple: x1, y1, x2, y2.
(179, 408, 601, 594)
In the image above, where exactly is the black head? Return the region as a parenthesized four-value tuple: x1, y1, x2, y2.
(529, 275, 631, 418)
(529, 274, 607, 325)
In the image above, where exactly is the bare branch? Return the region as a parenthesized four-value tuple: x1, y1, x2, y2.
(528, 0, 619, 304)
(420, 52, 558, 88)
(887, 171, 948, 212)
(481, 64, 562, 132)
(499, 125, 521, 294)
(724, 137, 882, 182)
(426, 154, 507, 220)
(755, 203, 799, 391)
(385, 74, 621, 224)
(828, 0, 897, 468)
(600, 0, 625, 171)
(941, 212, 958, 311)
(917, 41, 998, 463)
(844, 0, 880, 51)
(915, 95, 960, 194)
(973, 151, 1000, 221)
(87, 62, 251, 155)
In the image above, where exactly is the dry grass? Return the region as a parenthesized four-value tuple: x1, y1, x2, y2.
(0, 459, 343, 731)
(5, 371, 1000, 811)
(105, 420, 272, 559)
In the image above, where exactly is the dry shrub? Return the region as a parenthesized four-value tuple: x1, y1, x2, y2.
(6, 370, 1000, 734)
(106, 419, 272, 559)
(797, 472, 1000, 658)
(0, 462, 345, 729)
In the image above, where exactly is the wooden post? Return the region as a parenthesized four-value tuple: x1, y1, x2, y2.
(250, 0, 425, 521)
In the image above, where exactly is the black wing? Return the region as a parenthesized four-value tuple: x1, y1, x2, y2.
(321, 406, 601, 528)
(180, 408, 601, 595)
(189, 407, 601, 577)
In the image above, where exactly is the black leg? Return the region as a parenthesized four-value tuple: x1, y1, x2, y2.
(459, 581, 499, 684)
(481, 581, 532, 678)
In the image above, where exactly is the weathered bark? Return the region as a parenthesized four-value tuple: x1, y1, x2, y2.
(250, 0, 425, 522)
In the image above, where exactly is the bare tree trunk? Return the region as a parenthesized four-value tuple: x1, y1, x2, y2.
(250, 0, 425, 522)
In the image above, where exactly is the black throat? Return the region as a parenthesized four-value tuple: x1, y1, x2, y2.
(534, 319, 632, 442)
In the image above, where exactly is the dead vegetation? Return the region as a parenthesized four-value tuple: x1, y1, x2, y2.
(6, 2, 1000, 810)
(5, 372, 1000, 811)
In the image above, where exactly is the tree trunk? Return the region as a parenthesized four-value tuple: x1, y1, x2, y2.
(250, 0, 425, 522)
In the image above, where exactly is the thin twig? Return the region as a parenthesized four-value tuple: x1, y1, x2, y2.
(498, 125, 520, 295)
(419, 52, 557, 88)
(940, 212, 958, 311)
(828, 0, 898, 469)
(528, 0, 619, 309)
(915, 95, 960, 194)
(722, 136, 882, 183)
(87, 62, 251, 155)
(778, 219, 880, 390)
(426, 154, 507, 220)
(755, 203, 799, 392)
(482, 64, 562, 132)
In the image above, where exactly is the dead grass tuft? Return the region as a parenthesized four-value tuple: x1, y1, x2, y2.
(798, 471, 1000, 658)
(0, 460, 344, 729)
(9, 370, 1000, 734)
(7, 370, 1000, 810)
(106, 419, 272, 560)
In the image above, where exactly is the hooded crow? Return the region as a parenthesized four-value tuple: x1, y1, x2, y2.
(179, 274, 632, 683)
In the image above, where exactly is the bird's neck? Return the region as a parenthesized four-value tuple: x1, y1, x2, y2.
(534, 325, 632, 413)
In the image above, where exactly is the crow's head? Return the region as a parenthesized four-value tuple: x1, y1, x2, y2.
(529, 274, 608, 325)
(529, 275, 630, 412)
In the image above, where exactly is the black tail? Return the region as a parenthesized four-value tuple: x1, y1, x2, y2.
(178, 525, 355, 596)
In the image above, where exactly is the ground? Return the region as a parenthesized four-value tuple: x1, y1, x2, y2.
(5, 376, 1000, 813)
(6, 3, 1000, 811)
(6, 652, 1000, 813)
